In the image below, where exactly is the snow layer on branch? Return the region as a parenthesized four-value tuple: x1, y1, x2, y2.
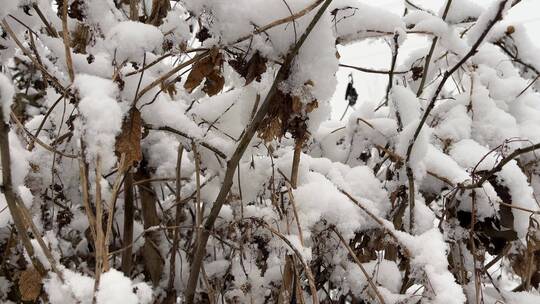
(491, 24, 540, 73)
(142, 98, 204, 140)
(432, 100, 472, 143)
(404, 10, 447, 36)
(450, 139, 539, 237)
(424, 145, 498, 219)
(39, 36, 113, 79)
(75, 74, 123, 170)
(469, 78, 520, 150)
(467, 0, 511, 46)
(347, 259, 401, 295)
(331, 0, 404, 45)
(511, 93, 540, 144)
(442, 0, 483, 24)
(85, 0, 122, 31)
(291, 153, 388, 239)
(396, 119, 430, 173)
(160, 7, 190, 47)
(105, 21, 164, 63)
(390, 86, 420, 126)
(192, 86, 259, 140)
(395, 228, 466, 304)
(284, 9, 338, 130)
(45, 268, 152, 304)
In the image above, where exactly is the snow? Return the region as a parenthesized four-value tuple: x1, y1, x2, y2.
(160, 7, 191, 48)
(0, 74, 14, 122)
(44, 269, 94, 304)
(467, 0, 511, 45)
(105, 21, 164, 63)
(442, 0, 484, 24)
(75, 74, 124, 170)
(395, 228, 467, 304)
(404, 10, 448, 36)
(97, 269, 152, 304)
(0, 0, 19, 20)
(390, 85, 421, 126)
(331, 0, 405, 45)
(450, 139, 539, 237)
(1, 1, 540, 303)
(396, 119, 430, 173)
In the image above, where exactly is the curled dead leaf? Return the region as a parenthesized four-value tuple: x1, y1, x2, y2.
(229, 51, 267, 85)
(184, 48, 224, 96)
(306, 100, 318, 113)
(203, 71, 225, 96)
(116, 108, 143, 170)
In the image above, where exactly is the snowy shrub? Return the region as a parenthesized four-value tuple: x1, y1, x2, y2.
(1, 0, 540, 303)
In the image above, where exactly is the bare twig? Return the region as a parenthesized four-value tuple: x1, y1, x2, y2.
(232, 0, 324, 45)
(404, 0, 509, 232)
(340, 63, 408, 75)
(462, 142, 540, 189)
(167, 145, 184, 295)
(93, 157, 104, 302)
(103, 154, 128, 271)
(10, 111, 78, 158)
(262, 222, 319, 304)
(416, 0, 452, 97)
(145, 124, 227, 159)
(135, 51, 210, 104)
(1, 19, 67, 92)
(32, 3, 58, 37)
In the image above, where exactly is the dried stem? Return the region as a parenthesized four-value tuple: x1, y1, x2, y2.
(263, 222, 319, 304)
(332, 227, 386, 304)
(61, 0, 75, 82)
(167, 145, 184, 294)
(145, 124, 226, 159)
(121, 169, 135, 275)
(0, 109, 47, 276)
(93, 157, 104, 301)
(416, 0, 453, 97)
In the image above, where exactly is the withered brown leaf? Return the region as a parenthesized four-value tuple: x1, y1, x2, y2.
(291, 95, 303, 113)
(19, 268, 42, 302)
(203, 71, 225, 96)
(305, 100, 318, 113)
(184, 48, 224, 96)
(116, 108, 143, 169)
(229, 51, 267, 85)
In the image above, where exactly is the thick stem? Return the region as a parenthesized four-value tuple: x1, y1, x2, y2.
(167, 146, 184, 295)
(0, 110, 46, 276)
(121, 170, 134, 275)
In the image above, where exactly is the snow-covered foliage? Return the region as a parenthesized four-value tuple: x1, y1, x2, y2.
(0, 0, 540, 303)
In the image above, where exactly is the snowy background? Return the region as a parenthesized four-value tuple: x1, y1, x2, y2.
(332, 0, 540, 118)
